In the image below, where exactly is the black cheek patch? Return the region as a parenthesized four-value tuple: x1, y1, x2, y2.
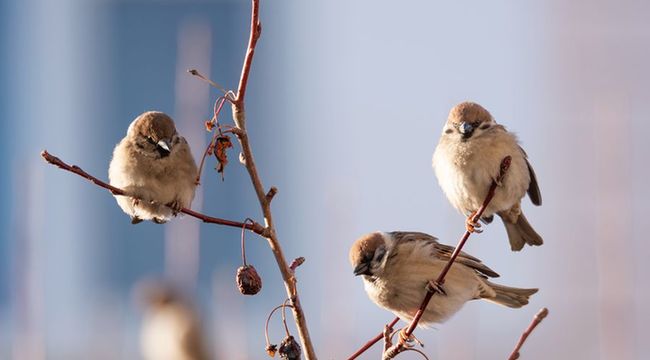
(479, 124, 491, 130)
(156, 147, 171, 158)
(445, 129, 453, 134)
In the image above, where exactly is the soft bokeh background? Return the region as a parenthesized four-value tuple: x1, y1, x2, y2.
(2, 0, 649, 359)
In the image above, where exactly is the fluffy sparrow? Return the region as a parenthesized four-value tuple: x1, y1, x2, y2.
(432, 102, 543, 251)
(138, 282, 210, 360)
(350, 231, 538, 325)
(109, 111, 198, 224)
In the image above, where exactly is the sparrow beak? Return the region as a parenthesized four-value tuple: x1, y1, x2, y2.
(459, 122, 474, 138)
(157, 139, 172, 155)
(353, 262, 371, 276)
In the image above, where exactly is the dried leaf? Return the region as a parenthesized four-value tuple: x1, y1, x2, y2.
(214, 135, 233, 180)
(205, 120, 216, 132)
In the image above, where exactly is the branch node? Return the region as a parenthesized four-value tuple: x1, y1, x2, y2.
(266, 186, 278, 203)
(289, 257, 305, 272)
(255, 21, 262, 39)
(507, 307, 549, 360)
(260, 227, 273, 239)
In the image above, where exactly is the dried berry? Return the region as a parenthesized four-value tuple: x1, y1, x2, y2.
(278, 335, 301, 360)
(236, 265, 262, 295)
(265, 344, 278, 357)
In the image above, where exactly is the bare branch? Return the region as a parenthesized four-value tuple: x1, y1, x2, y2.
(508, 307, 549, 360)
(233, 0, 261, 107)
(289, 257, 305, 272)
(40, 150, 266, 234)
(228, 0, 316, 358)
(347, 318, 400, 360)
(187, 69, 230, 97)
(265, 186, 278, 203)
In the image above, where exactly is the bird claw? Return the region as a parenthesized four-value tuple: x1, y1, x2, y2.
(166, 200, 182, 216)
(397, 329, 424, 348)
(426, 280, 447, 295)
(153, 217, 167, 224)
(465, 214, 482, 233)
(130, 216, 143, 224)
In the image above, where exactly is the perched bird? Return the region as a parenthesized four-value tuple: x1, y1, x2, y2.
(109, 111, 198, 224)
(137, 281, 210, 360)
(432, 102, 543, 251)
(350, 231, 538, 325)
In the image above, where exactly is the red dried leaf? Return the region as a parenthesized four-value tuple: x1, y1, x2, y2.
(214, 135, 233, 180)
(205, 120, 216, 132)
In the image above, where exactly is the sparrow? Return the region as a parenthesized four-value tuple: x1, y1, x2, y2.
(109, 111, 198, 224)
(432, 101, 543, 251)
(138, 282, 210, 360)
(350, 231, 538, 325)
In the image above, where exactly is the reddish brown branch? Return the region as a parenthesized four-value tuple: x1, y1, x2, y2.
(349, 156, 512, 359)
(234, 0, 261, 107)
(40, 150, 266, 235)
(228, 1, 316, 358)
(347, 317, 400, 360)
(382, 156, 511, 358)
(508, 307, 549, 360)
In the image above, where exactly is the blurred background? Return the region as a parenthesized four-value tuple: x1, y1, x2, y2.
(1, 0, 649, 359)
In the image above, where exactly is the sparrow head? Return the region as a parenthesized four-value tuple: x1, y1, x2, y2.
(127, 111, 179, 158)
(349, 232, 389, 277)
(442, 102, 496, 141)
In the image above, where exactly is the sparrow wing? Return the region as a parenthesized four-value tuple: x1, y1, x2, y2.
(432, 242, 500, 278)
(390, 231, 500, 278)
(519, 146, 542, 206)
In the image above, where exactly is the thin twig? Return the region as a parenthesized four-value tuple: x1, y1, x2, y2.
(382, 156, 512, 358)
(265, 302, 296, 354)
(289, 257, 305, 272)
(228, 1, 316, 358)
(40, 150, 266, 234)
(508, 307, 549, 360)
(349, 156, 512, 359)
(187, 69, 231, 97)
(233, 0, 261, 107)
(281, 298, 291, 337)
(347, 318, 400, 360)
(383, 324, 394, 353)
(240, 218, 254, 265)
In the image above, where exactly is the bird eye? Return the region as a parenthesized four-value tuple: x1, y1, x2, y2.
(373, 247, 386, 263)
(145, 136, 156, 145)
(479, 124, 491, 130)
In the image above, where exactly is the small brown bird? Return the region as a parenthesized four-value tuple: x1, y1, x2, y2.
(109, 111, 198, 224)
(138, 282, 210, 360)
(350, 231, 538, 325)
(432, 102, 543, 251)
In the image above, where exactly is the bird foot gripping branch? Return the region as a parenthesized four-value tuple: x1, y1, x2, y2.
(425, 280, 446, 295)
(465, 211, 483, 233)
